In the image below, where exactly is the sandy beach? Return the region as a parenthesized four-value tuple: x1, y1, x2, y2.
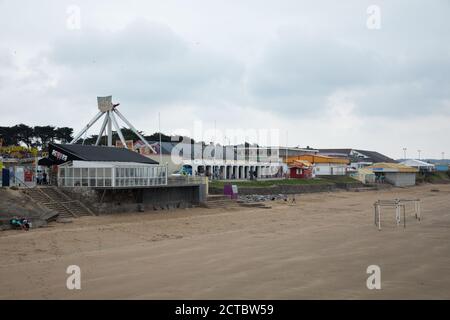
(1, 184, 450, 299)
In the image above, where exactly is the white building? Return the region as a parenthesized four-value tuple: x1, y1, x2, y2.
(142, 142, 285, 180)
(58, 161, 167, 188)
(400, 159, 435, 172)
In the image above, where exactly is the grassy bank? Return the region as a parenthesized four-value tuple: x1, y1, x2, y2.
(209, 175, 359, 189)
(417, 171, 450, 184)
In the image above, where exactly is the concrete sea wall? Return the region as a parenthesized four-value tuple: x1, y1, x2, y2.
(208, 181, 364, 196)
(61, 185, 204, 214)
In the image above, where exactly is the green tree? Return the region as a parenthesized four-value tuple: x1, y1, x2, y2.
(0, 126, 19, 146)
(145, 132, 180, 142)
(13, 124, 34, 148)
(34, 125, 56, 149)
(55, 127, 74, 143)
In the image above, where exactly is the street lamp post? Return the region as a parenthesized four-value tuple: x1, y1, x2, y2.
(418, 149, 421, 160)
(403, 147, 407, 160)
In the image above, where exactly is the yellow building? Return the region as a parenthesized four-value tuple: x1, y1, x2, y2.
(366, 162, 418, 186)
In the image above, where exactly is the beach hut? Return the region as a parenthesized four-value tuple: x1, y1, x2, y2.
(288, 160, 313, 179)
(355, 168, 376, 184)
(366, 163, 418, 187)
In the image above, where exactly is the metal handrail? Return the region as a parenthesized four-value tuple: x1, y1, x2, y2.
(9, 174, 34, 190)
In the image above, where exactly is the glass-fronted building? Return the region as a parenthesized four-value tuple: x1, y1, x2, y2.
(58, 161, 167, 188)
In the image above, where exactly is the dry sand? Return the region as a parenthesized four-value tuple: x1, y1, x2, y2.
(1, 184, 450, 299)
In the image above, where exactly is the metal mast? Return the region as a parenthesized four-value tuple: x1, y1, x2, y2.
(70, 96, 156, 153)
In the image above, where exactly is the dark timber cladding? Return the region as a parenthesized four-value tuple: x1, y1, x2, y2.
(39, 142, 158, 166)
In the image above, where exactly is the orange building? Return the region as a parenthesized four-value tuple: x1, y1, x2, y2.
(286, 154, 349, 176)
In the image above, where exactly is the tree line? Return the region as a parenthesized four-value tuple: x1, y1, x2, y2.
(0, 124, 73, 149)
(0, 124, 194, 150)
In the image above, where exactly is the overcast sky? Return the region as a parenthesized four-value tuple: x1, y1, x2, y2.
(1, 0, 449, 159)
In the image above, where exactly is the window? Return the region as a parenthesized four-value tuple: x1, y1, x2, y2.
(97, 168, 104, 186)
(81, 168, 89, 186)
(89, 168, 96, 187)
(73, 168, 81, 186)
(58, 163, 167, 188)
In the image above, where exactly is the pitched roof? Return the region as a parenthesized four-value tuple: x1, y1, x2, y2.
(400, 159, 435, 168)
(146, 141, 202, 156)
(367, 162, 418, 173)
(288, 159, 313, 168)
(319, 149, 396, 163)
(290, 154, 349, 164)
(354, 150, 396, 163)
(358, 168, 375, 175)
(318, 149, 352, 156)
(48, 143, 158, 164)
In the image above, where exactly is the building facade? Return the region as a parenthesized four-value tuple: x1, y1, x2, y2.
(287, 154, 349, 176)
(366, 162, 418, 187)
(140, 141, 286, 180)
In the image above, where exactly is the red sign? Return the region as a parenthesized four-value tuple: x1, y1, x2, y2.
(24, 171, 33, 182)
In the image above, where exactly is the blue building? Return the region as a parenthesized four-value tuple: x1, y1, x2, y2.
(435, 164, 449, 172)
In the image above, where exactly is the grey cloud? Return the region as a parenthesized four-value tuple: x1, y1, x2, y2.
(246, 33, 380, 115)
(46, 19, 244, 111)
(247, 28, 450, 117)
(2, 0, 450, 129)
(0, 48, 17, 87)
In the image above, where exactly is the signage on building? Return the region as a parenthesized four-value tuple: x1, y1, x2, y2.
(24, 170, 33, 182)
(51, 149, 68, 162)
(150, 143, 161, 155)
(97, 95, 114, 112)
(116, 140, 134, 149)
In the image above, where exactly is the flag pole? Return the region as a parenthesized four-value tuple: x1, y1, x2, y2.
(159, 112, 162, 164)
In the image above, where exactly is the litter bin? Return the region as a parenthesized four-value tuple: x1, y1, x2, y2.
(2, 168, 10, 187)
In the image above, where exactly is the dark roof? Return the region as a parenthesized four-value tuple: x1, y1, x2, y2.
(319, 148, 397, 163)
(319, 149, 352, 156)
(146, 141, 215, 158)
(48, 143, 158, 164)
(37, 157, 56, 166)
(354, 149, 396, 163)
(147, 141, 179, 155)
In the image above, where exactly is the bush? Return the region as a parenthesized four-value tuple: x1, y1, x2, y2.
(422, 172, 450, 183)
